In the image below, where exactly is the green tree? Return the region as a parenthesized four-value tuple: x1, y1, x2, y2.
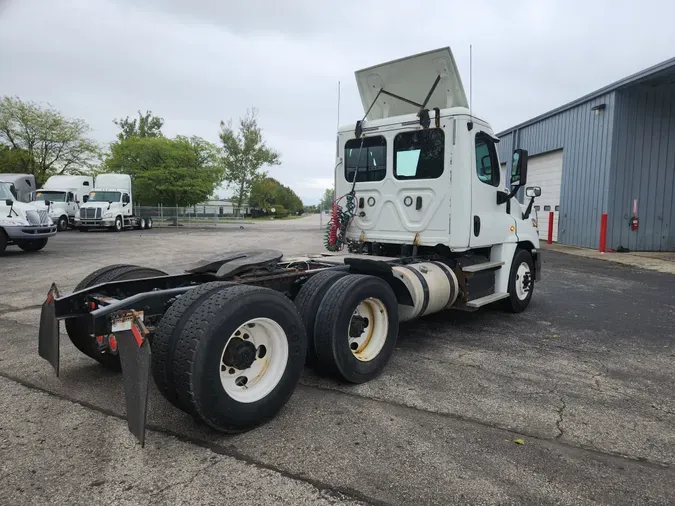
(104, 135, 222, 206)
(249, 177, 304, 215)
(0, 95, 100, 185)
(320, 187, 335, 210)
(219, 108, 280, 213)
(113, 110, 164, 141)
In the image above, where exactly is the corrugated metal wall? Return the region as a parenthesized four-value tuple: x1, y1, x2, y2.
(608, 84, 675, 251)
(497, 92, 617, 248)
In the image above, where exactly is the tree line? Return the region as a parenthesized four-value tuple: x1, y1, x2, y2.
(0, 95, 305, 214)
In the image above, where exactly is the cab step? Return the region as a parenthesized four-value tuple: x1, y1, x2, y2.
(462, 261, 505, 273)
(466, 292, 509, 308)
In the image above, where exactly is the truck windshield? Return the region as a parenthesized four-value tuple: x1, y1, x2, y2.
(88, 191, 121, 202)
(35, 191, 66, 202)
(0, 182, 15, 200)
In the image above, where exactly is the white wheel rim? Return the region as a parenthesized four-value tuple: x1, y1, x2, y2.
(116, 219, 121, 230)
(219, 317, 289, 403)
(515, 262, 532, 300)
(348, 298, 388, 362)
(141, 218, 146, 228)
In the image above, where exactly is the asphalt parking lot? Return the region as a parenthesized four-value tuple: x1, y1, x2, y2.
(1, 215, 674, 505)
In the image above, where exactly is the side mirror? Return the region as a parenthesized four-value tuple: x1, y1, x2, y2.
(5, 199, 12, 206)
(82, 195, 89, 203)
(510, 149, 528, 187)
(44, 200, 51, 206)
(526, 186, 541, 198)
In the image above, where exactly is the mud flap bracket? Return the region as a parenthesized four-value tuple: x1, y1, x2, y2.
(112, 310, 151, 447)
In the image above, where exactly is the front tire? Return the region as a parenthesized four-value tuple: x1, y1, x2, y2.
(114, 216, 123, 232)
(16, 238, 48, 252)
(0, 229, 7, 254)
(314, 274, 399, 384)
(502, 248, 535, 313)
(172, 284, 307, 433)
(57, 215, 69, 231)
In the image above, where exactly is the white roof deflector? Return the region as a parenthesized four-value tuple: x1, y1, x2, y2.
(355, 47, 468, 121)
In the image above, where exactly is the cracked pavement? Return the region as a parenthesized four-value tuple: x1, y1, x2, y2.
(1, 215, 674, 505)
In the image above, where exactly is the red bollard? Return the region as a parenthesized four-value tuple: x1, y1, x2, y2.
(599, 213, 608, 252)
(547, 211, 554, 244)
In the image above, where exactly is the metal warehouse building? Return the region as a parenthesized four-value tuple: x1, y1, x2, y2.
(497, 57, 675, 252)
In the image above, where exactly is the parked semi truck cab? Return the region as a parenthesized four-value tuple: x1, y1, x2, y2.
(0, 180, 57, 253)
(75, 173, 153, 231)
(35, 175, 93, 231)
(330, 47, 542, 308)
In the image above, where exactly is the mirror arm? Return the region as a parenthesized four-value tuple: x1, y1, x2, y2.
(497, 183, 522, 205)
(522, 196, 535, 220)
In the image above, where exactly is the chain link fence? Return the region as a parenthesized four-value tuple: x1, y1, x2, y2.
(135, 204, 246, 228)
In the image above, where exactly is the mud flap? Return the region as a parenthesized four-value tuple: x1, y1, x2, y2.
(113, 311, 151, 447)
(38, 283, 60, 376)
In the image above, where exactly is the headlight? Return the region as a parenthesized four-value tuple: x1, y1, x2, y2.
(103, 212, 113, 218)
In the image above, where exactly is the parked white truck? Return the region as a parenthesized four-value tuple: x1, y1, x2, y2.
(0, 179, 57, 253)
(0, 173, 37, 203)
(35, 175, 93, 231)
(38, 47, 543, 446)
(74, 174, 153, 232)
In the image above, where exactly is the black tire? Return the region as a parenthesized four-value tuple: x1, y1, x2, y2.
(502, 248, 535, 313)
(146, 217, 153, 229)
(65, 264, 168, 370)
(294, 270, 349, 366)
(151, 281, 234, 413)
(139, 217, 146, 230)
(314, 274, 399, 384)
(114, 216, 123, 232)
(57, 216, 69, 231)
(172, 284, 307, 433)
(16, 238, 48, 252)
(0, 229, 7, 254)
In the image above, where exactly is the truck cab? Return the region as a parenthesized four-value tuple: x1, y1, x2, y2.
(36, 175, 93, 231)
(0, 180, 57, 253)
(331, 47, 542, 310)
(75, 173, 150, 232)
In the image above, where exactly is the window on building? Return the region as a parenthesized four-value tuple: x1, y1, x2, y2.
(544, 205, 551, 211)
(394, 129, 445, 180)
(534, 205, 540, 211)
(345, 136, 387, 183)
(555, 205, 559, 211)
(475, 132, 500, 187)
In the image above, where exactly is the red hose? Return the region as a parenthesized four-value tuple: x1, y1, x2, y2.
(328, 201, 339, 246)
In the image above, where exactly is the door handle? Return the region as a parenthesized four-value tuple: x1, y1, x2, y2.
(473, 216, 481, 236)
(416, 196, 422, 210)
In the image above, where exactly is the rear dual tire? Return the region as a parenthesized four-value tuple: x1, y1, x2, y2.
(311, 274, 399, 384)
(153, 284, 307, 433)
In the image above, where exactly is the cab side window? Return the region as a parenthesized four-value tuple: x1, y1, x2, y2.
(122, 193, 130, 204)
(475, 132, 500, 187)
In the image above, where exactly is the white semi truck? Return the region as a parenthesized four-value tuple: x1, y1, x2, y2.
(38, 47, 542, 446)
(35, 175, 94, 231)
(74, 173, 153, 231)
(0, 173, 37, 203)
(0, 179, 57, 253)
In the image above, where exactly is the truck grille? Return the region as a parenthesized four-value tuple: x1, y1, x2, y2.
(26, 210, 51, 225)
(82, 208, 102, 219)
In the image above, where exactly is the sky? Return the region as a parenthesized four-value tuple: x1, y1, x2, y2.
(1, 0, 674, 204)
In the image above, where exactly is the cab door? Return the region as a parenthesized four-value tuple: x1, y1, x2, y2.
(121, 192, 132, 217)
(469, 129, 516, 247)
(66, 191, 77, 218)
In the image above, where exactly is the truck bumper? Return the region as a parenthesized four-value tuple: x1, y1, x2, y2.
(532, 248, 542, 281)
(4, 224, 57, 239)
(75, 218, 115, 227)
